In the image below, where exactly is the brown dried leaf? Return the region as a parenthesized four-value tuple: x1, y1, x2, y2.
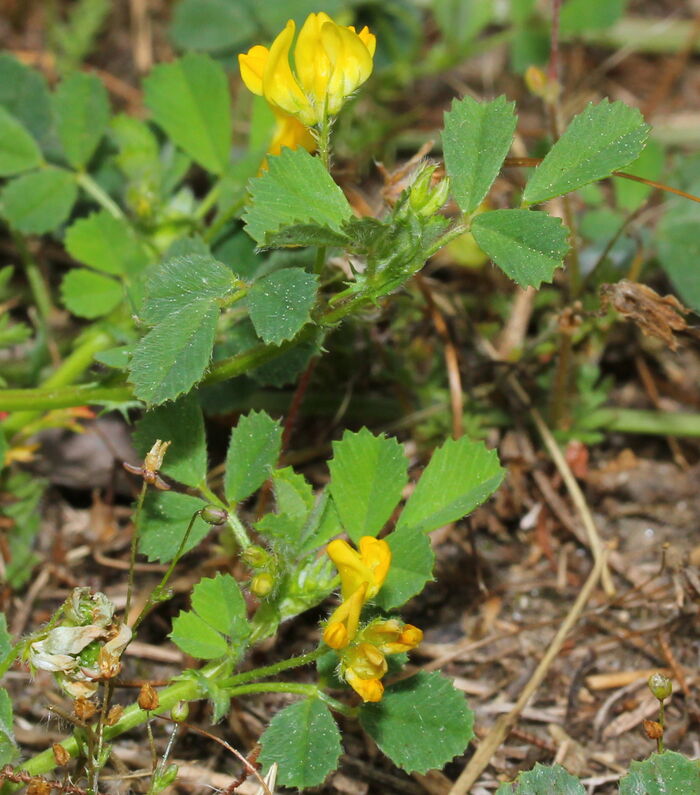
(600, 280, 691, 350)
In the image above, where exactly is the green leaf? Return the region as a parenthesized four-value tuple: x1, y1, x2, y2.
(190, 573, 249, 643)
(64, 210, 149, 276)
(60, 269, 122, 319)
(522, 100, 650, 205)
(170, 610, 228, 659)
(614, 139, 664, 211)
(0, 615, 11, 667)
(255, 467, 315, 547)
(133, 394, 207, 488)
(496, 762, 585, 794)
(224, 411, 282, 503)
(138, 491, 209, 563)
(375, 527, 434, 610)
(1, 168, 77, 234)
(0, 54, 53, 148)
(433, 0, 494, 49)
(560, 0, 626, 34)
(129, 253, 235, 404)
(619, 751, 700, 795)
(0, 688, 17, 766)
(0, 471, 44, 587)
(442, 95, 516, 214)
(297, 489, 342, 556)
(359, 672, 474, 774)
(471, 209, 570, 288)
(262, 223, 350, 248)
(170, 0, 256, 51)
(247, 269, 318, 345)
(657, 194, 700, 312)
(0, 107, 42, 176)
(140, 253, 234, 324)
(53, 71, 110, 169)
(144, 53, 231, 174)
(328, 428, 408, 543)
(259, 699, 341, 789)
(243, 147, 353, 245)
(397, 437, 503, 535)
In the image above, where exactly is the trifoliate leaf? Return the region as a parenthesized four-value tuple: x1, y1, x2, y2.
(496, 763, 586, 794)
(190, 573, 249, 644)
(138, 491, 209, 563)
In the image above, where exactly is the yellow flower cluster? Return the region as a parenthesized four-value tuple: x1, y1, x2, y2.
(323, 537, 422, 702)
(238, 12, 376, 154)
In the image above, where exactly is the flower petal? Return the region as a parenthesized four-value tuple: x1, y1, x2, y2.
(263, 20, 315, 125)
(238, 45, 269, 95)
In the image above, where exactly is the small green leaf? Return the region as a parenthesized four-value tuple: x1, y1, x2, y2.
(471, 209, 570, 288)
(297, 489, 342, 556)
(64, 210, 149, 276)
(243, 147, 353, 245)
(522, 100, 650, 205)
(496, 762, 586, 794)
(259, 699, 341, 789)
(657, 193, 700, 312)
(190, 573, 249, 643)
(1, 168, 77, 234)
(141, 253, 234, 324)
(442, 95, 516, 214)
(60, 269, 122, 318)
(129, 253, 235, 404)
(170, 0, 256, 52)
(255, 468, 315, 547)
(170, 610, 228, 659)
(0, 107, 42, 176)
(0, 54, 53, 148)
(224, 411, 282, 503)
(0, 688, 17, 766)
(0, 615, 14, 676)
(619, 751, 700, 795)
(53, 71, 110, 169)
(375, 527, 435, 610)
(145, 53, 231, 174)
(133, 394, 207, 488)
(262, 223, 350, 248)
(359, 671, 474, 774)
(247, 269, 318, 345)
(138, 491, 209, 563)
(397, 437, 503, 535)
(328, 428, 408, 543)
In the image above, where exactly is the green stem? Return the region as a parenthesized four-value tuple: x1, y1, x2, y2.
(228, 682, 355, 718)
(657, 700, 665, 753)
(220, 647, 326, 689)
(132, 509, 203, 632)
(76, 173, 125, 220)
(194, 180, 223, 222)
(0, 385, 132, 414)
(125, 481, 149, 620)
(12, 231, 54, 323)
(2, 328, 114, 437)
(204, 197, 246, 244)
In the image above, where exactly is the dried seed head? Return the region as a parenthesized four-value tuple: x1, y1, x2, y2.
(106, 705, 124, 726)
(52, 743, 70, 766)
(138, 683, 160, 712)
(643, 719, 664, 740)
(27, 779, 52, 795)
(73, 697, 97, 721)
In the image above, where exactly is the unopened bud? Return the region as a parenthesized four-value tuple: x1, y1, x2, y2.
(648, 673, 672, 701)
(524, 65, 561, 103)
(242, 545, 271, 569)
(73, 697, 97, 721)
(106, 705, 124, 726)
(200, 505, 228, 525)
(170, 701, 190, 723)
(53, 744, 70, 766)
(138, 683, 160, 712)
(250, 572, 274, 598)
(408, 166, 450, 217)
(152, 763, 179, 792)
(643, 719, 664, 740)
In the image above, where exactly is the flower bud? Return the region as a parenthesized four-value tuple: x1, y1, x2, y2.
(152, 763, 179, 792)
(648, 672, 672, 701)
(199, 505, 228, 525)
(170, 701, 190, 723)
(323, 621, 349, 650)
(408, 165, 450, 217)
(242, 545, 271, 569)
(250, 572, 274, 598)
(106, 705, 124, 726)
(73, 697, 97, 721)
(138, 683, 160, 712)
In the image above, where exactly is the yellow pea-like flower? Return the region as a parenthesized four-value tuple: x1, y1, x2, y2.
(344, 669, 384, 702)
(323, 582, 368, 649)
(363, 618, 424, 654)
(326, 536, 391, 601)
(238, 13, 376, 129)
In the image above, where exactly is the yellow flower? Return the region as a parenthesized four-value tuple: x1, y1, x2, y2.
(238, 12, 376, 128)
(342, 642, 388, 702)
(268, 110, 316, 157)
(323, 582, 367, 650)
(362, 618, 423, 654)
(327, 536, 391, 602)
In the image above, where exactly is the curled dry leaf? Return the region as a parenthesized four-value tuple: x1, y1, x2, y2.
(600, 279, 691, 350)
